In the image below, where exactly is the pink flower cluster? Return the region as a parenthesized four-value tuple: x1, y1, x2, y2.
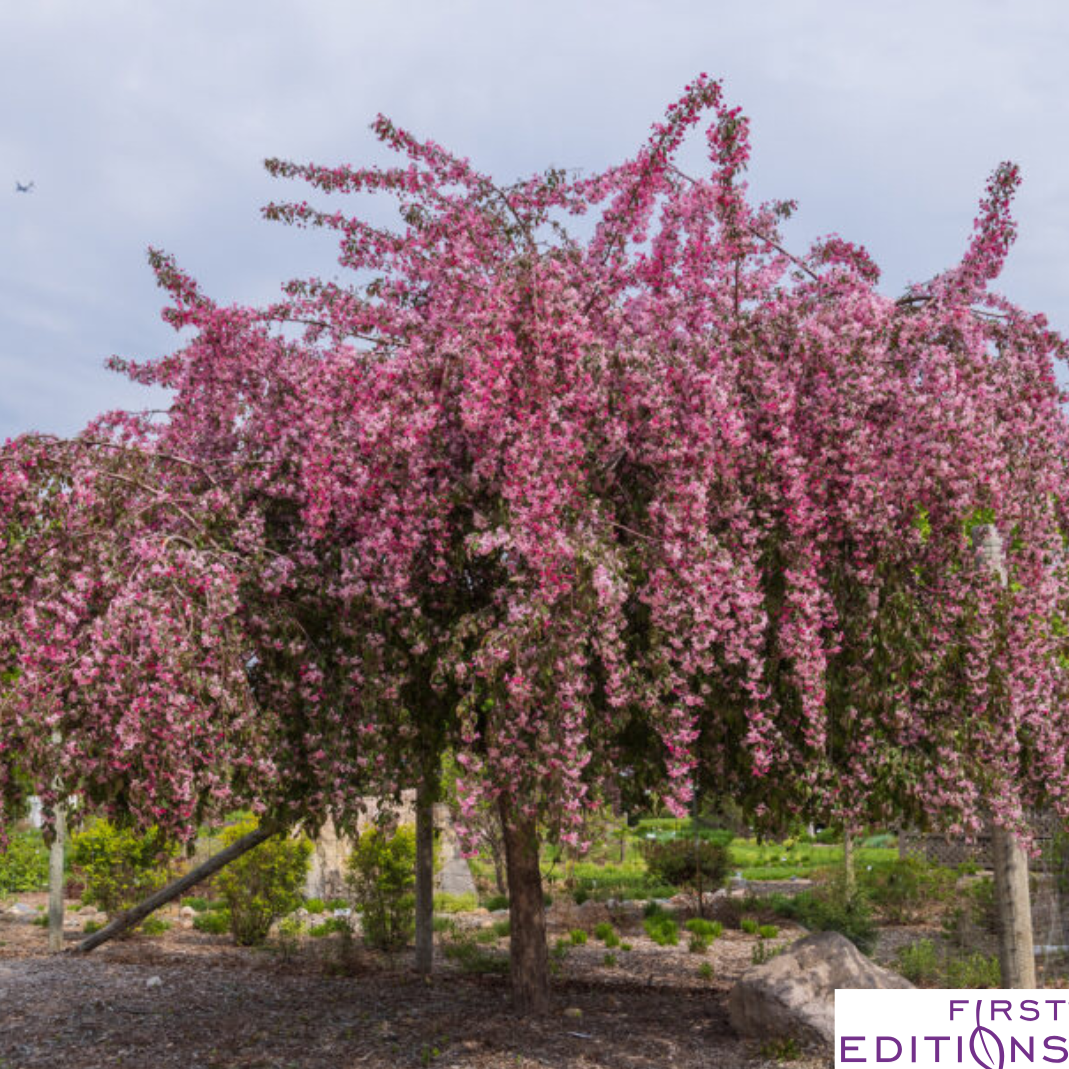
(3, 77, 1068, 849)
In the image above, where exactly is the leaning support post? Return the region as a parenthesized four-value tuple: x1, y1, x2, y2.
(71, 818, 283, 953)
(973, 523, 1036, 988)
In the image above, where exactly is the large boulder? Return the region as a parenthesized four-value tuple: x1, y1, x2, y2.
(728, 931, 912, 1047)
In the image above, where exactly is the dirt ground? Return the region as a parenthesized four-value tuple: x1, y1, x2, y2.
(0, 893, 836, 1069)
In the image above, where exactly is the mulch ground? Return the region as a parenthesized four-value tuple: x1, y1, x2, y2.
(0, 893, 836, 1069)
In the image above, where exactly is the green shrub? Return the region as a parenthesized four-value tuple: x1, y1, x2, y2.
(304, 897, 327, 914)
(688, 933, 709, 953)
(432, 916, 455, 934)
(698, 960, 714, 980)
(641, 837, 730, 895)
(181, 896, 209, 913)
(685, 918, 722, 939)
(752, 941, 786, 965)
(770, 879, 877, 955)
(193, 910, 230, 935)
(602, 952, 617, 967)
(492, 918, 511, 938)
(214, 818, 312, 947)
(760, 1036, 802, 1062)
(896, 939, 940, 985)
(83, 919, 104, 935)
(897, 938, 1001, 988)
(569, 928, 588, 945)
(484, 893, 509, 911)
(620, 941, 633, 952)
(139, 917, 171, 936)
(346, 824, 416, 951)
(758, 924, 779, 939)
(740, 917, 759, 934)
(441, 932, 509, 974)
(942, 876, 997, 948)
(69, 819, 178, 917)
(593, 921, 615, 942)
(946, 951, 1001, 989)
(326, 897, 349, 911)
(644, 913, 679, 946)
(861, 857, 955, 924)
(0, 830, 49, 894)
(309, 917, 349, 937)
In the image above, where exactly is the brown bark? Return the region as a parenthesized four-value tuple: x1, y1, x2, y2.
(991, 823, 1036, 987)
(47, 805, 67, 953)
(499, 799, 550, 1015)
(72, 818, 283, 953)
(414, 771, 437, 975)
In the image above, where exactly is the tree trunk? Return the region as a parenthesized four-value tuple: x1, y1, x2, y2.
(972, 524, 1036, 988)
(47, 804, 66, 953)
(72, 819, 282, 953)
(414, 768, 438, 975)
(992, 823, 1036, 987)
(842, 827, 855, 896)
(499, 799, 550, 1015)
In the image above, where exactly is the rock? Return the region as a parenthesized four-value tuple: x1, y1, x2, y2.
(563, 1006, 583, 1019)
(77, 905, 97, 917)
(179, 906, 196, 918)
(728, 931, 912, 1047)
(8, 903, 35, 915)
(146, 976, 163, 988)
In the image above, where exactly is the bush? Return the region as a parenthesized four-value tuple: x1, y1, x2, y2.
(644, 913, 679, 946)
(569, 928, 588, 946)
(603, 952, 617, 967)
(752, 941, 786, 965)
(139, 917, 171, 936)
(740, 917, 759, 934)
(896, 938, 1000, 988)
(441, 931, 509, 974)
(69, 819, 178, 918)
(685, 918, 722, 939)
(193, 910, 230, 935)
(181, 896, 209, 913)
(304, 897, 327, 914)
(688, 933, 709, 953)
(214, 818, 312, 946)
(770, 878, 877, 955)
(593, 921, 615, 942)
(0, 830, 49, 894)
(346, 824, 416, 951)
(492, 918, 511, 938)
(641, 837, 730, 895)
(484, 893, 509, 912)
(757, 924, 779, 939)
(942, 876, 997, 948)
(861, 857, 956, 924)
(309, 917, 349, 937)
(698, 960, 714, 980)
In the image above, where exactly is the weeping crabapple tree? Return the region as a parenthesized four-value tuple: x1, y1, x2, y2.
(4, 75, 1069, 1009)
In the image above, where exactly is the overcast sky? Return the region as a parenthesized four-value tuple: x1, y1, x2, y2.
(2, 0, 1067, 440)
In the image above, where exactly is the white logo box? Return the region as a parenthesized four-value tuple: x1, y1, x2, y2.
(836, 990, 1069, 1068)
